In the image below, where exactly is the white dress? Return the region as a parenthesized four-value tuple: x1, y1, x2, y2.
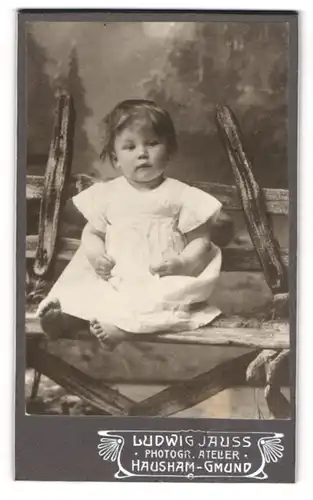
(39, 176, 223, 333)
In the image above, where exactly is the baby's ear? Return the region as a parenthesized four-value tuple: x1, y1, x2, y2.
(111, 152, 119, 169)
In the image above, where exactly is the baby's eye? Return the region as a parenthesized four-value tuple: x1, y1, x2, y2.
(147, 140, 159, 146)
(123, 144, 135, 150)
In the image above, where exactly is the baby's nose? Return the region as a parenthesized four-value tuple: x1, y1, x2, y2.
(137, 145, 148, 157)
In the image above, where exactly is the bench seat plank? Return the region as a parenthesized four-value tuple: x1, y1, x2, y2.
(26, 312, 289, 349)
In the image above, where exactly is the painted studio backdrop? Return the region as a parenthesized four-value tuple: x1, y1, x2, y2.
(26, 21, 289, 418)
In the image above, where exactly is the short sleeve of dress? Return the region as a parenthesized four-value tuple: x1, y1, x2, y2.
(178, 185, 222, 234)
(72, 182, 109, 233)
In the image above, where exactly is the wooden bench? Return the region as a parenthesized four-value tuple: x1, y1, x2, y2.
(25, 91, 290, 418)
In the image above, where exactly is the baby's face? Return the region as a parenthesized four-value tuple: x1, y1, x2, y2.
(113, 120, 169, 187)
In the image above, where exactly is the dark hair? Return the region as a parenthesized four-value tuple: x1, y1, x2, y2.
(100, 99, 177, 163)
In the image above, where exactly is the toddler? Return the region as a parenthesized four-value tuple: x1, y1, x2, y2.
(38, 99, 222, 348)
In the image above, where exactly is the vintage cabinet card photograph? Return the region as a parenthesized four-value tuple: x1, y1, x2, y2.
(16, 9, 297, 482)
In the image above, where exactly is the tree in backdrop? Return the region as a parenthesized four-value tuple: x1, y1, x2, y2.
(67, 46, 98, 175)
(27, 33, 98, 176)
(142, 22, 288, 188)
(26, 30, 56, 172)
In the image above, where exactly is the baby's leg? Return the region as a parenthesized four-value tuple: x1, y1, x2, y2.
(90, 319, 130, 350)
(38, 298, 87, 340)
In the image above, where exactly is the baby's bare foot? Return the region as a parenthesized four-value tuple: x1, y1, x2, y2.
(38, 298, 64, 340)
(89, 319, 128, 350)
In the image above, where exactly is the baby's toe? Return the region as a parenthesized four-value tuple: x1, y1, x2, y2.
(38, 298, 60, 317)
(90, 320, 103, 335)
(94, 324, 103, 333)
(97, 332, 108, 342)
(37, 302, 50, 317)
(90, 324, 98, 335)
(47, 298, 61, 313)
(50, 298, 61, 308)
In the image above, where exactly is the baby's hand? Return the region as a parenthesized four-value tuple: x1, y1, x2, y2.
(150, 256, 184, 277)
(94, 254, 115, 280)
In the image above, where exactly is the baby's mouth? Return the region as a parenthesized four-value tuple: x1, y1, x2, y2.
(136, 163, 151, 169)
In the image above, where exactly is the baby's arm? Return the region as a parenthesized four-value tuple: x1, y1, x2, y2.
(180, 223, 212, 276)
(151, 222, 212, 277)
(81, 223, 115, 279)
